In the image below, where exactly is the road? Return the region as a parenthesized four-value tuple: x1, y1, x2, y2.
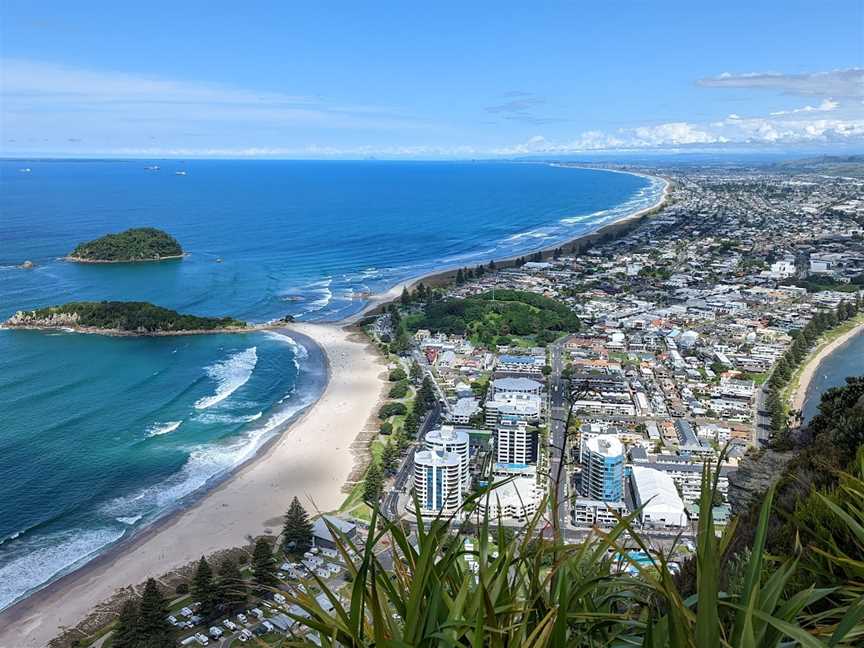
(547, 342, 570, 531)
(754, 384, 773, 445)
(382, 404, 441, 519)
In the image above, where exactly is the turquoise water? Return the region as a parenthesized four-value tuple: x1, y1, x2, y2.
(801, 329, 864, 423)
(0, 160, 661, 610)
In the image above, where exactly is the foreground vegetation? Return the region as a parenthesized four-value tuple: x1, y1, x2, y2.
(280, 379, 864, 647)
(10, 301, 246, 333)
(69, 227, 183, 262)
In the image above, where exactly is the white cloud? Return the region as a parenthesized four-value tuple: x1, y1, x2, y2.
(0, 58, 424, 132)
(697, 68, 864, 98)
(769, 98, 839, 115)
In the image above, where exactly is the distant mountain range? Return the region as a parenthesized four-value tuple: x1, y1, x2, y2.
(773, 154, 864, 177)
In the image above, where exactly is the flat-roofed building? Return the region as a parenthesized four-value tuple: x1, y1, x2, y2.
(630, 466, 687, 528)
(495, 417, 538, 465)
(490, 377, 543, 396)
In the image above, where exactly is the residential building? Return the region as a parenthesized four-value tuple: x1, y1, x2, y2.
(580, 435, 624, 502)
(413, 449, 463, 516)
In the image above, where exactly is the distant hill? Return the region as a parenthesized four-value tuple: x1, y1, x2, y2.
(68, 227, 183, 262)
(774, 155, 864, 177)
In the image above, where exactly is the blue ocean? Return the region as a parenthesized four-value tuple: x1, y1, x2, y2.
(801, 329, 864, 423)
(0, 159, 661, 610)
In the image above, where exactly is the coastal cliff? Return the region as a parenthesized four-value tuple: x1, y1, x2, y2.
(4, 301, 249, 335)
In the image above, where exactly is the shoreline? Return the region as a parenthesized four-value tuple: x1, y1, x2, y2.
(0, 322, 279, 337)
(0, 165, 669, 646)
(790, 318, 864, 415)
(0, 322, 388, 648)
(346, 167, 671, 324)
(63, 253, 187, 264)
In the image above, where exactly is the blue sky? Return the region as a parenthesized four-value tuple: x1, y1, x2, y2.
(1, 1, 862, 158)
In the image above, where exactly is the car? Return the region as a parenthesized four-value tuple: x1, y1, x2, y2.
(237, 613, 248, 624)
(222, 619, 237, 631)
(208, 626, 223, 638)
(194, 633, 209, 646)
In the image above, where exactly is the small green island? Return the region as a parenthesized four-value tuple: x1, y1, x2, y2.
(4, 301, 248, 335)
(67, 227, 184, 263)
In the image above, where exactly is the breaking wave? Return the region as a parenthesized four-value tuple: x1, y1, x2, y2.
(194, 347, 258, 410)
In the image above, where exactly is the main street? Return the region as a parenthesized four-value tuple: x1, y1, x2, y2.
(547, 341, 570, 532)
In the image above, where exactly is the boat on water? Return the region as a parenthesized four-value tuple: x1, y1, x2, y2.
(175, 170, 187, 176)
(19, 168, 31, 173)
(145, 165, 160, 171)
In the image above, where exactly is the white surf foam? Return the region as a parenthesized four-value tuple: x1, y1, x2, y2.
(102, 388, 319, 524)
(146, 421, 182, 437)
(263, 331, 309, 360)
(116, 515, 143, 525)
(194, 347, 258, 410)
(304, 278, 333, 312)
(193, 411, 263, 425)
(0, 526, 125, 612)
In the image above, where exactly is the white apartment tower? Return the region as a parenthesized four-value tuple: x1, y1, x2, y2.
(413, 449, 463, 515)
(495, 417, 538, 465)
(425, 425, 470, 488)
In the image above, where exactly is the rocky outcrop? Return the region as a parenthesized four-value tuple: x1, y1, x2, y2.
(5, 310, 81, 328)
(727, 448, 795, 516)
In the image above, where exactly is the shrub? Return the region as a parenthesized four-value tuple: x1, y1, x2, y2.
(378, 402, 407, 420)
(388, 381, 409, 399)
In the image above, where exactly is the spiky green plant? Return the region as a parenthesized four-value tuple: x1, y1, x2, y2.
(269, 456, 864, 647)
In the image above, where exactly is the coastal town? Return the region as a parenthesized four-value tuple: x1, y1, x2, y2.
(30, 161, 864, 648)
(363, 161, 864, 542)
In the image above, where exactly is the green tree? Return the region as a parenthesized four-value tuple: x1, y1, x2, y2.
(394, 428, 409, 452)
(410, 360, 423, 382)
(381, 442, 398, 475)
(363, 461, 384, 504)
(191, 556, 217, 618)
(388, 367, 407, 382)
(282, 496, 314, 556)
(251, 538, 279, 591)
(112, 599, 139, 648)
(389, 381, 409, 398)
(403, 409, 420, 437)
(137, 578, 175, 648)
(216, 558, 247, 612)
(417, 376, 436, 412)
(400, 286, 411, 305)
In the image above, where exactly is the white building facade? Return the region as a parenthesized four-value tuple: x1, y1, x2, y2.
(425, 425, 470, 488)
(413, 449, 463, 516)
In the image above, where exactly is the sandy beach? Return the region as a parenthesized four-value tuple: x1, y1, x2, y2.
(791, 319, 864, 413)
(0, 166, 670, 647)
(0, 322, 387, 648)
